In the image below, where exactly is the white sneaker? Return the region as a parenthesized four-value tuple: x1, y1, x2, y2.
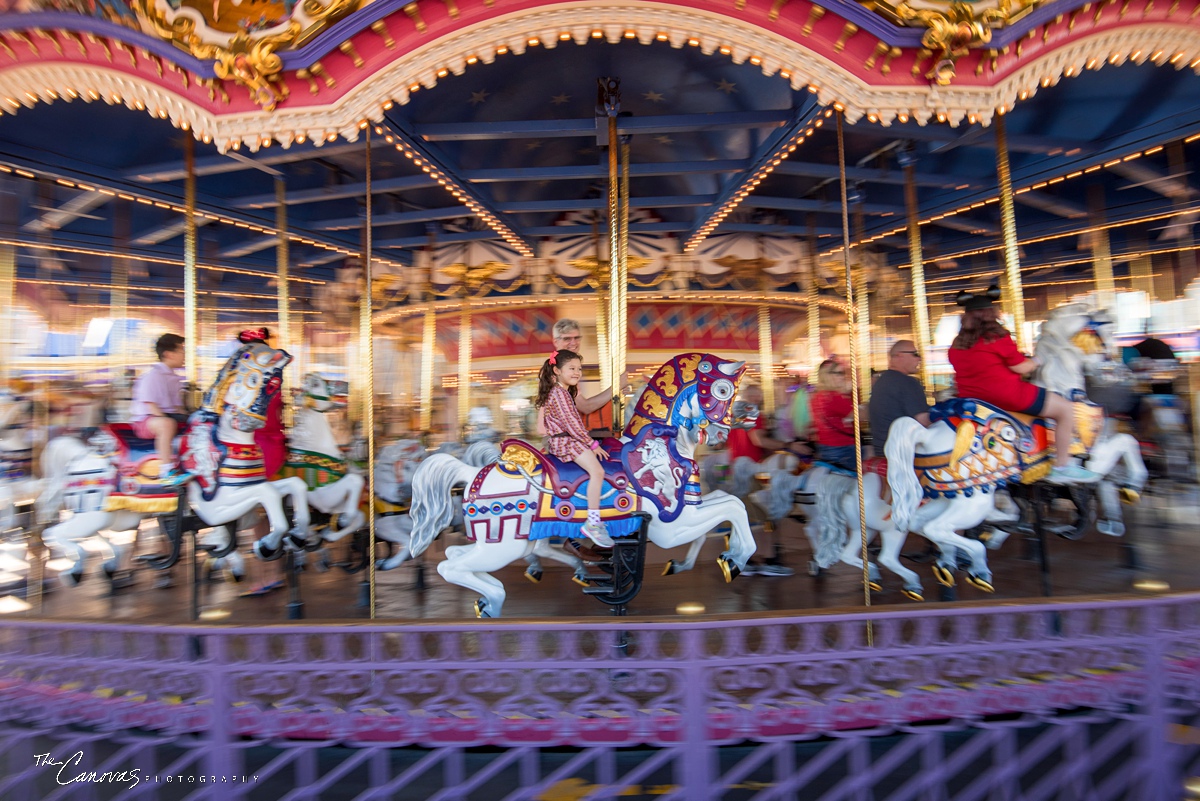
(757, 562, 795, 577)
(581, 520, 615, 548)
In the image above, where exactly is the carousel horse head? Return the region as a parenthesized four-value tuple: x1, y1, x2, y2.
(463, 406, 498, 444)
(300, 372, 349, 412)
(201, 340, 292, 432)
(730, 385, 764, 431)
(1036, 303, 1118, 398)
(374, 439, 426, 505)
(627, 353, 748, 446)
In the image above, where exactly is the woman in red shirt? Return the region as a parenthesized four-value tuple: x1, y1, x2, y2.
(811, 360, 857, 470)
(947, 288, 1097, 483)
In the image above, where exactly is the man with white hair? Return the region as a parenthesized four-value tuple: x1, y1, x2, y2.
(537, 318, 622, 434)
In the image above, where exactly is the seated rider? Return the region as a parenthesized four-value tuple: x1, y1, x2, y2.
(947, 285, 1098, 484)
(810, 359, 858, 471)
(130, 333, 189, 484)
(536, 349, 616, 549)
(726, 384, 811, 464)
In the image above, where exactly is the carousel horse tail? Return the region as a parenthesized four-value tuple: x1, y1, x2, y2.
(36, 436, 90, 525)
(463, 440, 501, 468)
(884, 417, 927, 536)
(812, 471, 854, 570)
(409, 453, 478, 559)
(754, 468, 804, 521)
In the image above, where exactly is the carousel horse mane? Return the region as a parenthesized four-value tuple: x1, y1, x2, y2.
(375, 439, 425, 505)
(1034, 302, 1093, 397)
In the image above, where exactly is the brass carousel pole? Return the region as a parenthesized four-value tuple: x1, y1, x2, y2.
(275, 176, 293, 426)
(183, 137, 199, 406)
(617, 136, 630, 430)
(419, 229, 436, 433)
(807, 221, 821, 374)
(1089, 186, 1116, 311)
(592, 217, 611, 391)
(837, 110, 873, 634)
(362, 130, 377, 619)
(602, 78, 622, 434)
(457, 290, 471, 434)
(902, 151, 932, 393)
(994, 112, 1029, 353)
(112, 200, 130, 381)
(852, 198, 872, 401)
(756, 240, 775, 414)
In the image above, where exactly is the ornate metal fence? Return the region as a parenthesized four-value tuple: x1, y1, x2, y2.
(0, 594, 1198, 799)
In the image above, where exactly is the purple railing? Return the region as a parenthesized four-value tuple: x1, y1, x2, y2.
(0, 594, 1198, 799)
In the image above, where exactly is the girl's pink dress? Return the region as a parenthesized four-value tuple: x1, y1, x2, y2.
(542, 385, 594, 460)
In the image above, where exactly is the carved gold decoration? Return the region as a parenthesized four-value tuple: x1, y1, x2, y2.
(371, 20, 396, 48)
(835, 23, 859, 52)
(801, 6, 825, 35)
(654, 366, 679, 399)
(87, 33, 111, 62)
(441, 261, 512, 291)
(880, 45, 902, 74)
(639, 392, 668, 420)
(864, 41, 890, 70)
(567, 256, 652, 288)
(339, 41, 364, 68)
(132, 0, 359, 111)
(0, 40, 14, 60)
(404, 2, 427, 32)
(10, 32, 38, 56)
(34, 30, 62, 56)
(768, 0, 791, 21)
(309, 61, 336, 87)
(442, 0, 461, 17)
(678, 354, 701, 383)
(863, 0, 1042, 85)
(500, 445, 542, 477)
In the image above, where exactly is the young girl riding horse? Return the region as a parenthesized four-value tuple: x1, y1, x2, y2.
(535, 349, 616, 548)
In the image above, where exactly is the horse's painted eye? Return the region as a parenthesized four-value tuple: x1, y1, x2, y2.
(999, 425, 1016, 442)
(711, 379, 735, 401)
(698, 361, 712, 373)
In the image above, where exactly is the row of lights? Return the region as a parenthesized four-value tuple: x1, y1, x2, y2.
(373, 123, 534, 257)
(828, 132, 1200, 259)
(683, 107, 834, 253)
(0, 153, 405, 272)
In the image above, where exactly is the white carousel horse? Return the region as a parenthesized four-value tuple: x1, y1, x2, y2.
(37, 422, 192, 587)
(699, 398, 798, 498)
(0, 388, 39, 534)
(179, 341, 313, 561)
(280, 373, 366, 542)
(373, 438, 426, 570)
(408, 352, 757, 617)
(1035, 304, 1147, 535)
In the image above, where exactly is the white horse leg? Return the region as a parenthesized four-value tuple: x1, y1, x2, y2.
(308, 475, 366, 542)
(44, 511, 113, 584)
(376, 515, 414, 570)
(269, 477, 313, 540)
(921, 494, 995, 591)
(876, 526, 923, 600)
(662, 535, 708, 576)
(648, 491, 756, 580)
(436, 538, 530, 618)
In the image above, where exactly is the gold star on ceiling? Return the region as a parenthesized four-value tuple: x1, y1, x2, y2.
(469, 90, 489, 105)
(551, 93, 570, 105)
(643, 90, 664, 102)
(715, 79, 737, 94)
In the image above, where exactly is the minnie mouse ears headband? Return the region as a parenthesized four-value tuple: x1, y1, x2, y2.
(238, 327, 270, 344)
(956, 284, 1002, 312)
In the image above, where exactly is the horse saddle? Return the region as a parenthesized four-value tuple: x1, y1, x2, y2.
(94, 424, 181, 506)
(496, 439, 631, 500)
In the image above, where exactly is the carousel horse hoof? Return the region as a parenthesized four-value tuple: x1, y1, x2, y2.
(108, 570, 135, 591)
(982, 528, 1012, 551)
(718, 555, 740, 583)
(254, 540, 284, 562)
(662, 560, 678, 577)
(315, 551, 332, 572)
(571, 574, 591, 588)
(965, 573, 995, 593)
(59, 568, 83, 588)
(868, 564, 882, 583)
(1098, 520, 1125, 537)
(152, 572, 173, 589)
(868, 581, 883, 593)
(932, 564, 956, 588)
(808, 560, 823, 578)
(902, 588, 925, 602)
(473, 598, 492, 619)
(1120, 487, 1141, 505)
(525, 567, 543, 584)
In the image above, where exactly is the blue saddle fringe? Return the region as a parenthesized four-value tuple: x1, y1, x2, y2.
(529, 517, 643, 541)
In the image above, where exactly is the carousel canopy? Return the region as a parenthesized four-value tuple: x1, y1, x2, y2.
(0, 0, 1195, 321)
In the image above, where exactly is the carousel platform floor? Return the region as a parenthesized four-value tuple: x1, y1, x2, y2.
(8, 481, 1200, 624)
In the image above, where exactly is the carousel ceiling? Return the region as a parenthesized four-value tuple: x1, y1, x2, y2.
(0, 0, 1196, 324)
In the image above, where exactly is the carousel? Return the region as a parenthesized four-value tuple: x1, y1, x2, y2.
(0, 0, 1197, 797)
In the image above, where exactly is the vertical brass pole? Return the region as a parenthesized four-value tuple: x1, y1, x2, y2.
(807, 222, 821, 374)
(1132, 243, 1156, 301)
(758, 304, 775, 414)
(183, 136, 199, 404)
(419, 230, 436, 432)
(275, 177, 291, 355)
(457, 293, 471, 432)
(592, 216, 611, 390)
(112, 199, 130, 380)
(852, 203, 871, 402)
(1088, 186, 1116, 311)
(362, 131, 377, 619)
(1169, 141, 1196, 294)
(994, 113, 1028, 353)
(903, 159, 932, 392)
(617, 139, 630, 431)
(607, 114, 621, 433)
(837, 111, 873, 631)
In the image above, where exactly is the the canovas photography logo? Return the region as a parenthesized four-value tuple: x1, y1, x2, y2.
(33, 752, 259, 790)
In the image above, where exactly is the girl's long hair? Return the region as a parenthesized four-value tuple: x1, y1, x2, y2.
(535, 350, 582, 408)
(951, 307, 1010, 350)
